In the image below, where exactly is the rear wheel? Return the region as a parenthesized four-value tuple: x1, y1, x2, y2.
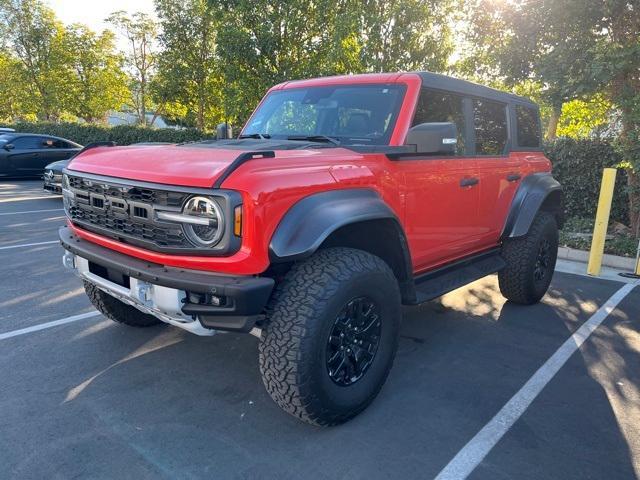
(259, 248, 401, 426)
(84, 281, 162, 327)
(499, 211, 558, 305)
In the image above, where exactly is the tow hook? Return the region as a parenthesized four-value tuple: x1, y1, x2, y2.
(135, 281, 153, 305)
(62, 251, 76, 271)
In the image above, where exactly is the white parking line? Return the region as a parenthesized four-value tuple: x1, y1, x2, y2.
(0, 311, 101, 341)
(435, 282, 637, 480)
(0, 208, 63, 216)
(0, 195, 59, 203)
(0, 240, 58, 250)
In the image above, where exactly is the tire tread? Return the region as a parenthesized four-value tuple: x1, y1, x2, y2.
(499, 211, 558, 305)
(84, 281, 161, 327)
(258, 247, 399, 426)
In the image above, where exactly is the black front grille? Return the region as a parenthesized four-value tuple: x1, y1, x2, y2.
(66, 174, 193, 250)
(68, 176, 186, 207)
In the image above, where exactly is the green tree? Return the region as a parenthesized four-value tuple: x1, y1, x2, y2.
(61, 25, 129, 123)
(459, 0, 597, 139)
(350, 0, 454, 72)
(0, 0, 69, 120)
(556, 95, 612, 139)
(106, 11, 159, 125)
(155, 0, 223, 130)
(0, 51, 39, 121)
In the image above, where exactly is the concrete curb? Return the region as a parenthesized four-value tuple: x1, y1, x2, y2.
(558, 246, 636, 270)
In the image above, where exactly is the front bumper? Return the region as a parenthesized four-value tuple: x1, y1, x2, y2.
(59, 226, 274, 335)
(43, 180, 62, 194)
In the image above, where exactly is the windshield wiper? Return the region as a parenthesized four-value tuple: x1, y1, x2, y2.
(238, 133, 271, 139)
(287, 135, 341, 146)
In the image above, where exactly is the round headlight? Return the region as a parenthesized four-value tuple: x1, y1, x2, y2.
(182, 196, 224, 247)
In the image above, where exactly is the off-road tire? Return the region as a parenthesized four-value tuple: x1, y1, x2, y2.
(499, 211, 559, 305)
(84, 281, 162, 327)
(259, 247, 401, 426)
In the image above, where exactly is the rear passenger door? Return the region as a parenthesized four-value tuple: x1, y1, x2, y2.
(399, 88, 483, 272)
(38, 138, 76, 165)
(472, 99, 523, 249)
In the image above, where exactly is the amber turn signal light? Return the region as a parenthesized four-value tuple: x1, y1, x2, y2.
(234, 205, 242, 236)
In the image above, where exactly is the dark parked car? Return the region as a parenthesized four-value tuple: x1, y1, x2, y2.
(43, 159, 69, 194)
(0, 133, 82, 178)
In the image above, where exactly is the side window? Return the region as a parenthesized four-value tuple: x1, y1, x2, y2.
(44, 138, 70, 148)
(412, 88, 466, 155)
(516, 105, 541, 148)
(473, 99, 508, 155)
(11, 136, 43, 150)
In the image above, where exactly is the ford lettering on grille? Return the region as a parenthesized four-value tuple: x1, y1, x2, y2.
(66, 174, 193, 251)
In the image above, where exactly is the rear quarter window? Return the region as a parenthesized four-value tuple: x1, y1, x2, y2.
(516, 105, 541, 148)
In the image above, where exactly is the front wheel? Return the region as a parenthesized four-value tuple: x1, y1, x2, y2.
(259, 248, 401, 426)
(84, 281, 162, 327)
(499, 211, 559, 305)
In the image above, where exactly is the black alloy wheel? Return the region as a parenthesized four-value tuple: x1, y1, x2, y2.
(326, 296, 381, 386)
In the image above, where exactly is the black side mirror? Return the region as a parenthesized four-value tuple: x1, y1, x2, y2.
(3, 143, 14, 151)
(216, 122, 232, 140)
(405, 122, 458, 155)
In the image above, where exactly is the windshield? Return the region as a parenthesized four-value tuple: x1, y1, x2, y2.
(243, 84, 406, 145)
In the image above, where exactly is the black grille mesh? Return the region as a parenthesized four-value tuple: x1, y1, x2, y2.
(67, 175, 192, 249)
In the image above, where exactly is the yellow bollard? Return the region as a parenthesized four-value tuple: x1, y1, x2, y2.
(587, 168, 617, 276)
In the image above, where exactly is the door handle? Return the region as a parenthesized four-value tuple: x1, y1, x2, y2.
(506, 173, 521, 182)
(460, 177, 479, 187)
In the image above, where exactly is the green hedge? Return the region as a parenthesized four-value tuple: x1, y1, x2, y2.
(545, 138, 629, 225)
(8, 121, 211, 146)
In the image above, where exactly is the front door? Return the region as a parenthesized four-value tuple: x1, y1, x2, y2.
(7, 136, 43, 176)
(398, 88, 483, 273)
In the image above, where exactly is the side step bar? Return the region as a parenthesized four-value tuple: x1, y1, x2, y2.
(412, 248, 506, 304)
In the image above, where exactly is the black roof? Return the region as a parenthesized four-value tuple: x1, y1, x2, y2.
(416, 72, 537, 107)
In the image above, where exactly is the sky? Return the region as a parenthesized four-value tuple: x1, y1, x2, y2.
(45, 0, 156, 35)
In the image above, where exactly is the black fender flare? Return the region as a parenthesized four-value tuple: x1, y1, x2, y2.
(502, 172, 564, 238)
(269, 188, 411, 264)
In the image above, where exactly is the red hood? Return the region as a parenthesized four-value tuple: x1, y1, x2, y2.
(66, 144, 354, 188)
(67, 145, 246, 188)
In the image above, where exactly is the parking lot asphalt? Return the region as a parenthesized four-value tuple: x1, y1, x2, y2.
(1, 179, 638, 480)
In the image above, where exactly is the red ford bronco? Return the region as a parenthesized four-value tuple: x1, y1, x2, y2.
(60, 72, 563, 426)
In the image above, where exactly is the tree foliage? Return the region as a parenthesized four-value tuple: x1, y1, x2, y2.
(0, 51, 38, 121)
(0, 0, 69, 120)
(61, 25, 129, 123)
(155, 0, 223, 130)
(106, 11, 158, 125)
